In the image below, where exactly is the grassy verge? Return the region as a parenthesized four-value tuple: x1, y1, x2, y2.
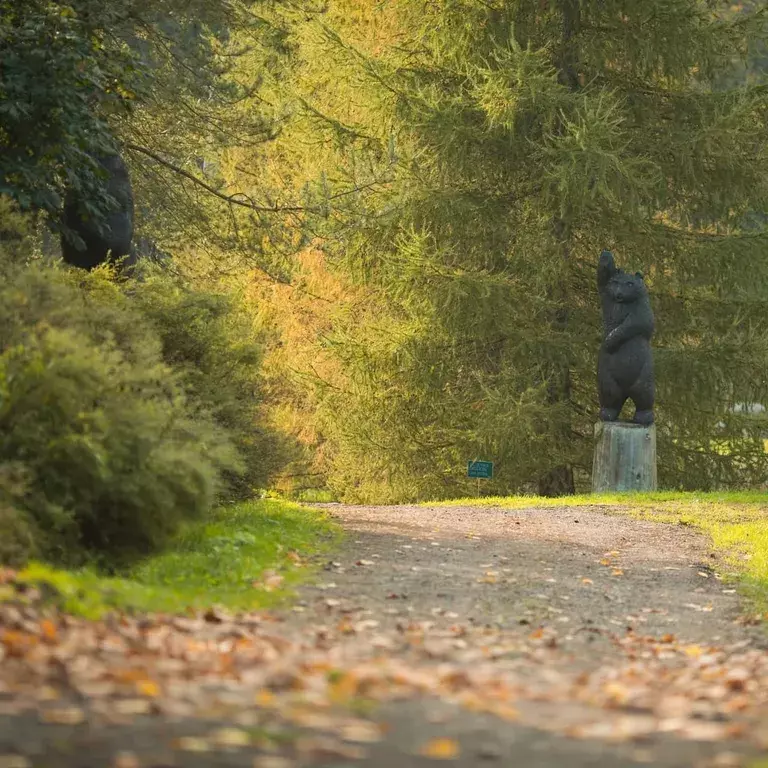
(8, 499, 341, 618)
(430, 492, 768, 613)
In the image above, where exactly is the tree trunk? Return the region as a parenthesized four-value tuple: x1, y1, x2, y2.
(538, 0, 582, 498)
(538, 463, 575, 497)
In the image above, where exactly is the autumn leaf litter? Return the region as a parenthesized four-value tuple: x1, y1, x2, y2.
(1, 503, 767, 765)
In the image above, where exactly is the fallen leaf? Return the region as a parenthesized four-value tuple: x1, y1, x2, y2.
(581, 578, 593, 585)
(35, 686, 60, 702)
(39, 620, 57, 643)
(709, 753, 745, 768)
(259, 570, 285, 592)
(38, 707, 86, 725)
(612, 569, 624, 576)
(1, 631, 38, 657)
(254, 690, 276, 708)
(203, 606, 229, 623)
(490, 704, 519, 722)
(253, 758, 296, 768)
(135, 680, 160, 698)
(113, 699, 152, 716)
(725, 668, 750, 691)
(603, 682, 631, 706)
(112, 752, 141, 768)
(211, 728, 251, 748)
(339, 721, 383, 743)
(175, 737, 211, 753)
(419, 738, 460, 760)
(0, 757, 31, 768)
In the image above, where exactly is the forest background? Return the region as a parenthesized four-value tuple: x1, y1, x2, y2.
(2, 0, 768, 568)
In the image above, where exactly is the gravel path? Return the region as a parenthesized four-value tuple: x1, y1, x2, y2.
(287, 504, 767, 767)
(1, 503, 766, 768)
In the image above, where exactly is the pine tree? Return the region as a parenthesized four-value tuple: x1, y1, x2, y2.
(257, 0, 768, 501)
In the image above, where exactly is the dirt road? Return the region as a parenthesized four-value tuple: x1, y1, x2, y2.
(1, 504, 767, 768)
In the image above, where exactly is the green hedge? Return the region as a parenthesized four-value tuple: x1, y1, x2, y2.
(130, 275, 290, 501)
(0, 256, 243, 567)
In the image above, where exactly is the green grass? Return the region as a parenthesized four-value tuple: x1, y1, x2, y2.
(12, 499, 341, 618)
(430, 491, 768, 613)
(428, 490, 768, 508)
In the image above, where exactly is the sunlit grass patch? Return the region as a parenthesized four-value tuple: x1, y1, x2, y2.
(14, 499, 341, 618)
(430, 492, 768, 613)
(427, 490, 768, 509)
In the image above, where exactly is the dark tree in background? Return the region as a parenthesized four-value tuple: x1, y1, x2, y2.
(0, 0, 299, 267)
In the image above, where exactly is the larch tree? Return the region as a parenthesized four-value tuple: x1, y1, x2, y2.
(255, 0, 768, 501)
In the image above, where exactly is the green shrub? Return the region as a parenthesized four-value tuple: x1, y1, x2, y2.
(0, 254, 241, 568)
(130, 273, 290, 500)
(0, 466, 39, 567)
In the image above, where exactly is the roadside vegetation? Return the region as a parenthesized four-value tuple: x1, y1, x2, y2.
(0, 207, 332, 616)
(8, 499, 340, 619)
(433, 492, 768, 613)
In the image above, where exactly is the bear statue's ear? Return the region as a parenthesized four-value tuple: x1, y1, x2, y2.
(635, 271, 643, 279)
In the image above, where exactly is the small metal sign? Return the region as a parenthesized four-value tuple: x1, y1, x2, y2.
(467, 460, 494, 479)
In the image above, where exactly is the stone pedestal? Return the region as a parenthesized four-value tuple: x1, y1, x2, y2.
(592, 422, 657, 493)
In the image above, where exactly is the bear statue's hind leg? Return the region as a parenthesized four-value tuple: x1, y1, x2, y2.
(629, 361, 655, 425)
(600, 404, 624, 421)
(633, 409, 654, 426)
(598, 368, 625, 421)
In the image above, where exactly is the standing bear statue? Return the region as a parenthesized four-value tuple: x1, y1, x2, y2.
(597, 249, 655, 425)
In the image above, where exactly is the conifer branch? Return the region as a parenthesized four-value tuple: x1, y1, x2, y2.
(127, 143, 391, 215)
(126, 143, 307, 213)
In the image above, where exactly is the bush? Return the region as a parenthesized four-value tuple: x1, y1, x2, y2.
(0, 466, 39, 567)
(130, 274, 290, 500)
(0, 249, 241, 567)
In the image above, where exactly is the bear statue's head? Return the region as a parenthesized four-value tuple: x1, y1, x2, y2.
(607, 269, 646, 304)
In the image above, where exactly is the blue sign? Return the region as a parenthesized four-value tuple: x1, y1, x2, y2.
(467, 460, 493, 479)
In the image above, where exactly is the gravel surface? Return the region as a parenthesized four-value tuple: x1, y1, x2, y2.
(302, 503, 750, 643)
(1, 503, 766, 768)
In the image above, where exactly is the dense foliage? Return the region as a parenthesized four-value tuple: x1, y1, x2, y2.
(252, 0, 768, 501)
(132, 275, 291, 501)
(0, 275, 236, 567)
(0, 204, 282, 567)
